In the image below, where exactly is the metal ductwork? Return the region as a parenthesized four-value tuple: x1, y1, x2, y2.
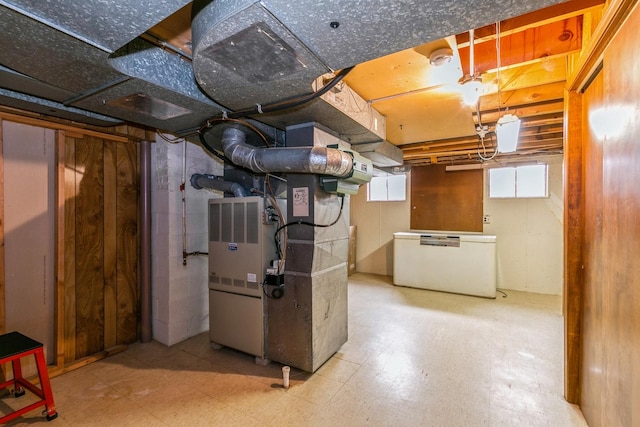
(191, 0, 386, 145)
(2, 0, 568, 144)
(190, 173, 249, 197)
(352, 140, 405, 167)
(220, 127, 353, 178)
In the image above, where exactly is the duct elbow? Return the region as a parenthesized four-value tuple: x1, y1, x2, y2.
(190, 173, 249, 197)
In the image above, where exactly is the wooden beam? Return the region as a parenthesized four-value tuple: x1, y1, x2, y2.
(404, 145, 564, 166)
(563, 89, 583, 404)
(49, 345, 128, 377)
(0, 120, 4, 336)
(475, 100, 564, 124)
(481, 57, 567, 93)
(459, 17, 583, 75)
(403, 141, 563, 159)
(400, 121, 563, 152)
(479, 81, 565, 110)
(567, 0, 639, 91)
(0, 107, 155, 143)
(55, 131, 67, 371)
(145, 3, 193, 56)
(0, 110, 129, 143)
(519, 116, 564, 128)
(457, 0, 605, 44)
(63, 135, 77, 363)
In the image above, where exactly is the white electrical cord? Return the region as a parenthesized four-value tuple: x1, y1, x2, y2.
(476, 22, 502, 161)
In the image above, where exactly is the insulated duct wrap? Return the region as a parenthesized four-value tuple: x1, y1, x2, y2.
(190, 173, 249, 197)
(221, 127, 353, 178)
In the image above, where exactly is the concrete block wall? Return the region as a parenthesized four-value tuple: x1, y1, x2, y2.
(151, 134, 223, 346)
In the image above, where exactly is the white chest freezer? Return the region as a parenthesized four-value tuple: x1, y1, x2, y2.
(393, 232, 497, 298)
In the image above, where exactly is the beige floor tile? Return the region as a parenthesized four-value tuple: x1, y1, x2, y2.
(2, 273, 587, 426)
(314, 356, 360, 383)
(287, 372, 344, 405)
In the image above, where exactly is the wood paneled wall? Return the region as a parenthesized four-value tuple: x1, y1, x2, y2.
(580, 5, 640, 424)
(0, 111, 144, 374)
(410, 165, 483, 232)
(564, 1, 640, 425)
(63, 133, 139, 361)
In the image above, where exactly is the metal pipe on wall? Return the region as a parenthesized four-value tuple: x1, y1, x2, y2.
(181, 140, 187, 265)
(139, 140, 152, 343)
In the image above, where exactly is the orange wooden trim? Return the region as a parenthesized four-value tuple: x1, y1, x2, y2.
(54, 130, 66, 370)
(0, 110, 130, 143)
(567, 0, 638, 91)
(0, 119, 4, 336)
(563, 89, 584, 404)
(457, 0, 605, 44)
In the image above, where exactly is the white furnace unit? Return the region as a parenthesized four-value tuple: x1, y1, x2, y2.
(208, 196, 283, 362)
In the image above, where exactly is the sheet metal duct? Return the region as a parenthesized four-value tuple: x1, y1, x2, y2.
(351, 140, 404, 167)
(2, 0, 568, 139)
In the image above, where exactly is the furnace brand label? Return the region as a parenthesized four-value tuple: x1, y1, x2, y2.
(227, 242, 238, 251)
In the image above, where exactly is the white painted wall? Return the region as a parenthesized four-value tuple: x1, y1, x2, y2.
(350, 173, 411, 276)
(2, 121, 55, 366)
(351, 156, 564, 295)
(483, 155, 564, 294)
(151, 135, 223, 346)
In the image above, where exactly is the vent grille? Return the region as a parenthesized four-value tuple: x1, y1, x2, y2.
(107, 93, 191, 119)
(208, 197, 268, 298)
(221, 203, 232, 242)
(233, 202, 245, 243)
(209, 203, 220, 242)
(247, 202, 259, 243)
(202, 22, 307, 84)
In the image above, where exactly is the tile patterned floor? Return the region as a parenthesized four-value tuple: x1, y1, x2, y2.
(2, 273, 587, 426)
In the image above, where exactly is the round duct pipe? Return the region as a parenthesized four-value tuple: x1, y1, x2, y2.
(220, 127, 353, 178)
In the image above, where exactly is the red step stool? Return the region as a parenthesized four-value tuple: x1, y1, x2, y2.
(0, 331, 58, 422)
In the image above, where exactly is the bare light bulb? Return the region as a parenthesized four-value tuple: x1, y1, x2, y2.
(460, 77, 482, 106)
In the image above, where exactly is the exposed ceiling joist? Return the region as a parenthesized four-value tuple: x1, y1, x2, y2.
(456, 0, 606, 45)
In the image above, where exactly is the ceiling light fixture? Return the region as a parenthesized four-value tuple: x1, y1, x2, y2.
(460, 75, 482, 106)
(496, 113, 521, 153)
(459, 29, 481, 106)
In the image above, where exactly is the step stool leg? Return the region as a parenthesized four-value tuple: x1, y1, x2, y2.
(11, 359, 26, 397)
(34, 350, 57, 421)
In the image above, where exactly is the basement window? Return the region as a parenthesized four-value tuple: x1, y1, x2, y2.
(489, 164, 548, 198)
(367, 175, 406, 201)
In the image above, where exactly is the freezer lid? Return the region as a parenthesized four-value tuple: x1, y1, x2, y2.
(393, 231, 496, 243)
